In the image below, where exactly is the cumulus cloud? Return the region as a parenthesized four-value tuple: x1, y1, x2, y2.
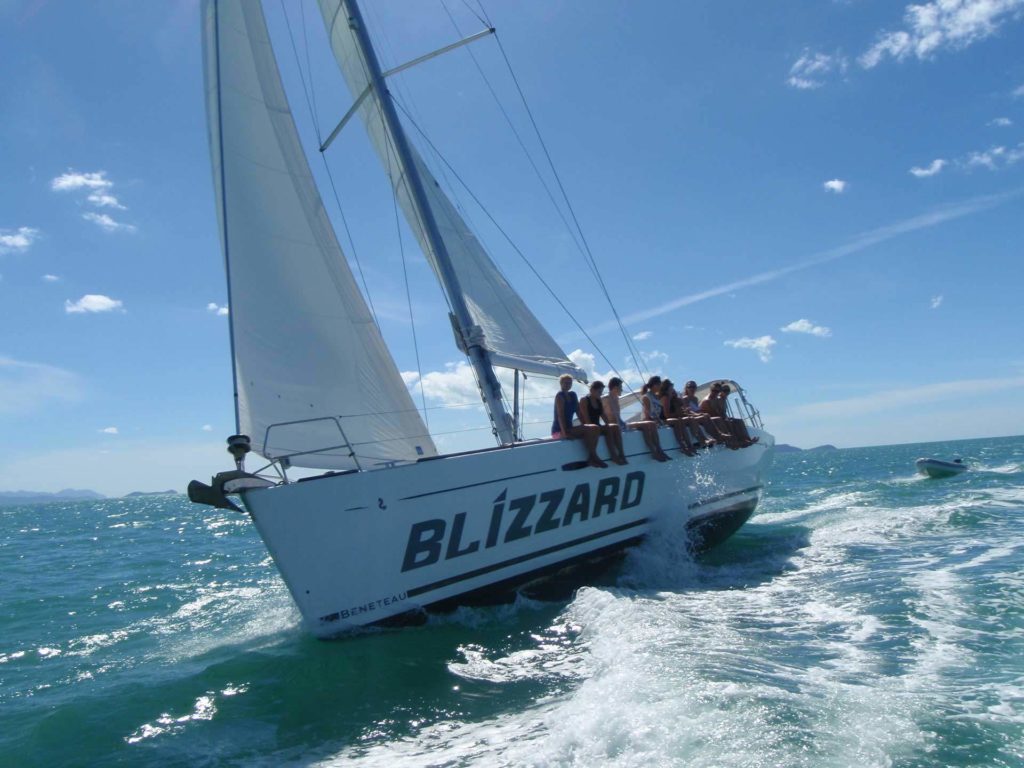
(823, 179, 847, 193)
(0, 356, 83, 415)
(42, 274, 60, 282)
(86, 191, 125, 209)
(82, 212, 136, 233)
(787, 50, 848, 89)
(201, 424, 213, 432)
(964, 142, 1024, 170)
(989, 117, 1013, 127)
(909, 158, 947, 177)
(0, 226, 40, 255)
(860, 0, 1024, 69)
(724, 335, 777, 362)
(632, 330, 653, 341)
(51, 170, 113, 192)
(931, 294, 944, 309)
(65, 294, 124, 314)
(206, 302, 229, 317)
(781, 318, 832, 337)
(100, 426, 119, 435)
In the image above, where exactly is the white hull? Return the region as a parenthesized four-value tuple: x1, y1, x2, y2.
(241, 428, 774, 637)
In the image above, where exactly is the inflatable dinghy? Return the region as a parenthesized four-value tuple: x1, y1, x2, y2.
(916, 457, 967, 478)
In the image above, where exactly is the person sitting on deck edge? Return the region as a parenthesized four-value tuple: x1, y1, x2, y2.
(552, 373, 607, 468)
(579, 380, 628, 466)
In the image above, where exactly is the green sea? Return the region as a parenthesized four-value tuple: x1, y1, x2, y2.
(2, 436, 1022, 767)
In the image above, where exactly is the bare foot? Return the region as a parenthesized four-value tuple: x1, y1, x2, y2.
(589, 458, 609, 469)
(613, 457, 629, 466)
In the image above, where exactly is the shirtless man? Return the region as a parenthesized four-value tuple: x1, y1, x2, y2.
(603, 377, 670, 462)
(579, 380, 628, 465)
(552, 373, 607, 468)
(681, 380, 743, 449)
(701, 382, 754, 447)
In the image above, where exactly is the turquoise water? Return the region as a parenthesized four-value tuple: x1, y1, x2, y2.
(2, 436, 1022, 767)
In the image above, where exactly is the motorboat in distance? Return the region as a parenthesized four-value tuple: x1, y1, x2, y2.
(916, 457, 967, 479)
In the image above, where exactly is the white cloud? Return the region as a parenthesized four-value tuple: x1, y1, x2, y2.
(201, 424, 213, 432)
(860, 0, 1024, 68)
(0, 356, 83, 415)
(82, 212, 136, 233)
(632, 330, 653, 341)
(964, 142, 1024, 170)
(989, 116, 1013, 127)
(582, 190, 1014, 335)
(724, 335, 777, 362)
(400, 371, 420, 387)
(1013, 83, 1024, 97)
(909, 158, 947, 177)
(931, 294, 944, 309)
(783, 375, 1024, 419)
(787, 50, 848, 89)
(206, 302, 229, 317)
(100, 426, 119, 435)
(0, 226, 40, 255)
(51, 170, 113, 191)
(86, 191, 125, 209)
(65, 294, 125, 314)
(781, 318, 832, 337)
(823, 179, 847, 193)
(42, 274, 60, 282)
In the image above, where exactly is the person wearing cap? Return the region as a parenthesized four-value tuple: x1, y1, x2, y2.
(579, 380, 628, 465)
(552, 373, 607, 468)
(603, 377, 670, 462)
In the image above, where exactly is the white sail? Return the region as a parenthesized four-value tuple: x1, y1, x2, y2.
(318, 0, 587, 381)
(202, 0, 436, 469)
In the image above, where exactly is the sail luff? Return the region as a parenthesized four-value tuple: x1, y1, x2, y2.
(316, 0, 587, 390)
(202, 0, 437, 469)
(332, 0, 514, 444)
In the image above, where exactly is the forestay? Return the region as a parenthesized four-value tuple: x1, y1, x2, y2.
(317, 0, 586, 381)
(202, 0, 436, 469)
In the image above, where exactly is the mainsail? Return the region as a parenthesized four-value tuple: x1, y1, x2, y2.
(202, 0, 436, 469)
(317, 0, 587, 382)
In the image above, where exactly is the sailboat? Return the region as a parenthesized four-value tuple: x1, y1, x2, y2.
(189, 0, 775, 637)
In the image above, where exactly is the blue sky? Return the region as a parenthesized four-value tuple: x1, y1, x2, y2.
(1, 0, 1022, 495)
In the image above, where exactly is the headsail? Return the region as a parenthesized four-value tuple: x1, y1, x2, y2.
(317, 0, 587, 382)
(202, 0, 436, 469)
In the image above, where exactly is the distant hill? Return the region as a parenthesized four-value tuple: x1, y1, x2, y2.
(0, 489, 105, 507)
(775, 444, 838, 453)
(124, 490, 179, 497)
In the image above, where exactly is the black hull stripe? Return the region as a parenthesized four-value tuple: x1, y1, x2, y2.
(407, 517, 650, 598)
(399, 468, 558, 501)
(687, 485, 763, 510)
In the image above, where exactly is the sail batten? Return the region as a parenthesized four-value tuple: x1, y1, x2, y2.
(202, 0, 436, 469)
(317, 0, 587, 383)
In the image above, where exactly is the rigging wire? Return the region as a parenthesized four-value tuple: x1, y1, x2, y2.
(392, 98, 631, 390)
(279, 0, 381, 328)
(475, 0, 649, 383)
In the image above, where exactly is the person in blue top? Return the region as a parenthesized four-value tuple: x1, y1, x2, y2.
(552, 373, 606, 468)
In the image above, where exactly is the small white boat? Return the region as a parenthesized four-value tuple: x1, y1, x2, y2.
(916, 458, 967, 478)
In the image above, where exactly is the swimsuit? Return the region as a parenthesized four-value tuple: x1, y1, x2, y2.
(551, 391, 579, 437)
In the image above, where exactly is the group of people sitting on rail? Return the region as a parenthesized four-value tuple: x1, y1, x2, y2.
(552, 374, 757, 468)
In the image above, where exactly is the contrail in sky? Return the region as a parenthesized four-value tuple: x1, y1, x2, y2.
(582, 189, 1019, 336)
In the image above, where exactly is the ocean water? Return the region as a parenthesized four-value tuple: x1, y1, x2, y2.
(2, 436, 1022, 767)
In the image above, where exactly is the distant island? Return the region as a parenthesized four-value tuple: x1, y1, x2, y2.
(775, 444, 838, 453)
(0, 488, 181, 506)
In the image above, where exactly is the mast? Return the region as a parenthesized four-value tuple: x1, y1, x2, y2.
(343, 0, 514, 445)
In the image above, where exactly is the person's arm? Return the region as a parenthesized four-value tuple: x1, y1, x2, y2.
(578, 397, 593, 426)
(641, 393, 652, 421)
(555, 392, 574, 437)
(660, 394, 673, 418)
